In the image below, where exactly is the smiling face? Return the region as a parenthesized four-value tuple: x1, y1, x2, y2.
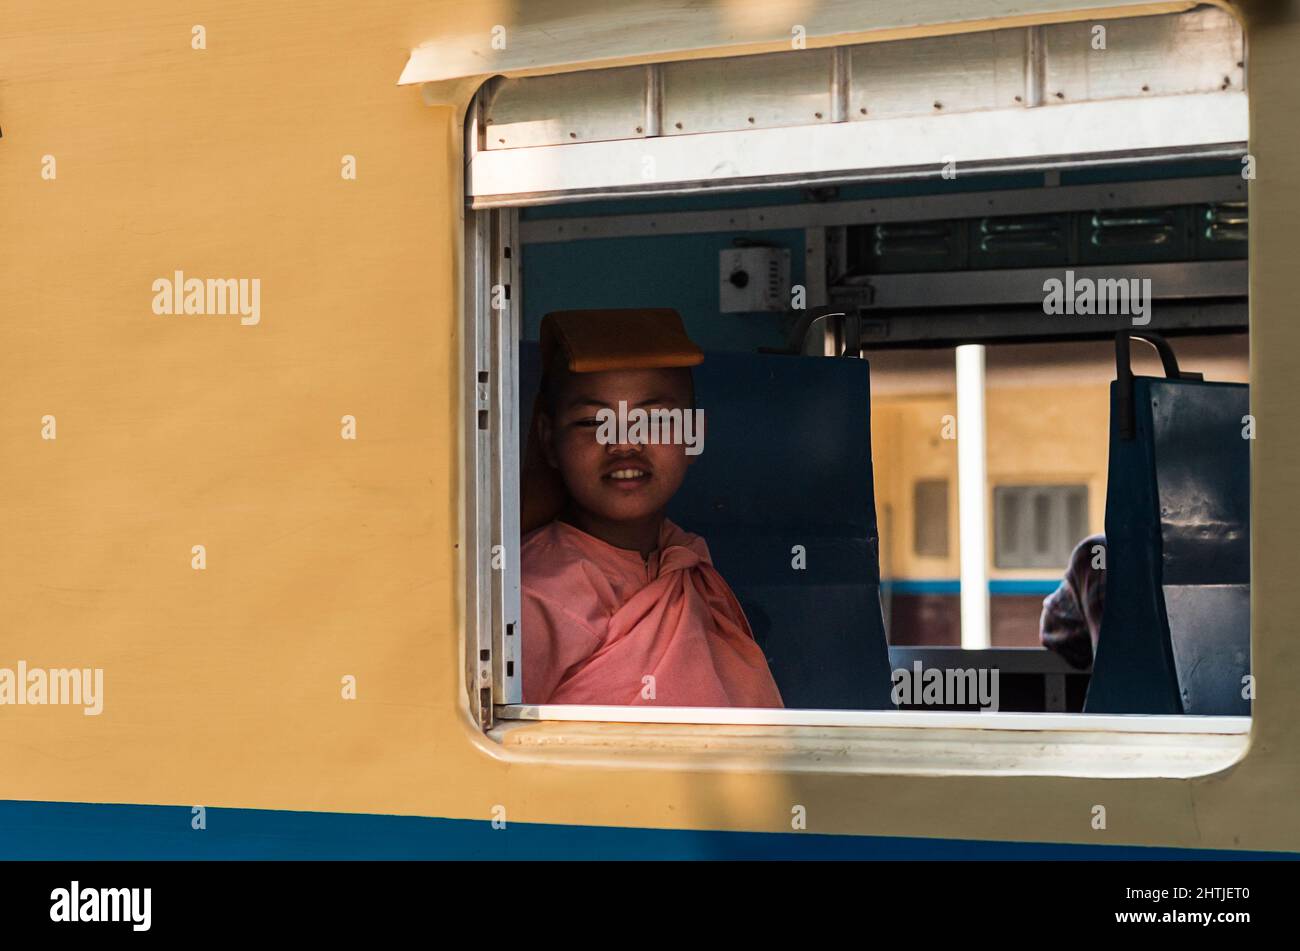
(539, 365, 698, 534)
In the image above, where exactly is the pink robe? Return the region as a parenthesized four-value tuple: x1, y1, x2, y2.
(521, 519, 784, 707)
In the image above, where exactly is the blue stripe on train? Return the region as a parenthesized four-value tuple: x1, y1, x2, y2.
(1, 800, 1294, 860)
(884, 580, 1061, 596)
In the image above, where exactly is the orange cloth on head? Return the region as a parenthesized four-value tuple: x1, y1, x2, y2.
(521, 519, 784, 708)
(521, 309, 704, 535)
(540, 308, 705, 372)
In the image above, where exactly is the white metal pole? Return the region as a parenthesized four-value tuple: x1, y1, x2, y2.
(956, 344, 991, 649)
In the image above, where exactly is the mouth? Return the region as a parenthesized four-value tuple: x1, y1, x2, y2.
(603, 466, 652, 489)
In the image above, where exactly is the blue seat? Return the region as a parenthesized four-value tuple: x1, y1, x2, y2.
(519, 343, 895, 710)
(1084, 333, 1250, 716)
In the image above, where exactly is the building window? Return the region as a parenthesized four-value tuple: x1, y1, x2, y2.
(913, 479, 949, 558)
(993, 485, 1088, 569)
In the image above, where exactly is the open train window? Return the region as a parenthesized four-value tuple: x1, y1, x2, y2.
(462, 5, 1252, 741)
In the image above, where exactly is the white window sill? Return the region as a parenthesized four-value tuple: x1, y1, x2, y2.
(490, 706, 1249, 779)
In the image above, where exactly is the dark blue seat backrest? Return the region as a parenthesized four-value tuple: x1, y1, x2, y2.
(520, 343, 895, 710)
(1085, 376, 1250, 715)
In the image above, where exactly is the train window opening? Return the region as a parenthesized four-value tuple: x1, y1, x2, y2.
(462, 4, 1252, 736)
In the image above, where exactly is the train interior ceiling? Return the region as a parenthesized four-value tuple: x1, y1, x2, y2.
(486, 6, 1251, 717)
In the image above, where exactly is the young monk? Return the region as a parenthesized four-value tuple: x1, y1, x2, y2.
(519, 309, 784, 708)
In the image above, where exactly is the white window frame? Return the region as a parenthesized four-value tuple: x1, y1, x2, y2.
(460, 23, 1251, 750)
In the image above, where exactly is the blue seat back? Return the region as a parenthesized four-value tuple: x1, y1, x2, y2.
(1085, 367, 1250, 715)
(520, 344, 895, 709)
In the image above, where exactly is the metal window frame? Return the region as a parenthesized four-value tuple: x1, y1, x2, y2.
(464, 7, 1246, 207)
(496, 704, 1248, 734)
(465, 198, 523, 730)
(470, 96, 1246, 207)
(460, 25, 1251, 736)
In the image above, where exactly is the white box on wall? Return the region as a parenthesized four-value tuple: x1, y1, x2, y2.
(719, 247, 790, 313)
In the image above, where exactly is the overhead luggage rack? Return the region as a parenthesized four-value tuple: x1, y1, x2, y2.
(827, 197, 1249, 345)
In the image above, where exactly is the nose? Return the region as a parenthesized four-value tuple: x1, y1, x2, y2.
(606, 438, 644, 456)
(605, 426, 646, 454)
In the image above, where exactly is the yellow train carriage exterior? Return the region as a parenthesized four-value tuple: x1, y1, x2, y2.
(0, 0, 1294, 857)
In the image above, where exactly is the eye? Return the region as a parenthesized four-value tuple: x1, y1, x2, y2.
(573, 418, 602, 428)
